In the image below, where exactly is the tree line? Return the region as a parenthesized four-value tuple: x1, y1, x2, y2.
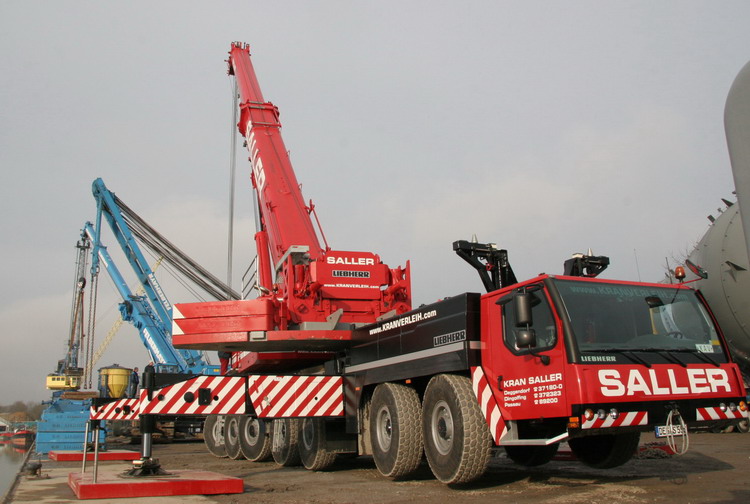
(0, 401, 46, 421)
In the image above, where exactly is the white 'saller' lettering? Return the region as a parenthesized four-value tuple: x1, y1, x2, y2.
(598, 368, 731, 397)
(326, 257, 375, 266)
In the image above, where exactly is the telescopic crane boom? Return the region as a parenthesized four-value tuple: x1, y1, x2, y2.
(227, 42, 411, 324)
(229, 42, 324, 268)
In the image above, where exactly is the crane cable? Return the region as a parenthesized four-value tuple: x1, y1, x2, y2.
(114, 197, 240, 301)
(84, 257, 166, 380)
(83, 272, 99, 389)
(227, 77, 238, 297)
(142, 248, 207, 303)
(66, 279, 84, 367)
(664, 408, 689, 455)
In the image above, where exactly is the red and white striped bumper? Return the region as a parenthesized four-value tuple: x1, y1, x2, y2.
(581, 411, 648, 429)
(90, 398, 139, 421)
(139, 376, 247, 416)
(247, 375, 344, 418)
(696, 406, 748, 421)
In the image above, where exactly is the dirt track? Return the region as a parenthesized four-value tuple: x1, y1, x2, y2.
(141, 431, 750, 504)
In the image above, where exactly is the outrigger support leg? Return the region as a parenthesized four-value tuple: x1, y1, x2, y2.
(123, 414, 171, 477)
(124, 365, 170, 477)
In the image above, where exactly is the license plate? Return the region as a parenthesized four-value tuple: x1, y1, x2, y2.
(655, 424, 686, 437)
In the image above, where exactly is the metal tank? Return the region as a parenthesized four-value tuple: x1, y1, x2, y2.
(687, 201, 750, 375)
(687, 60, 750, 379)
(98, 365, 133, 399)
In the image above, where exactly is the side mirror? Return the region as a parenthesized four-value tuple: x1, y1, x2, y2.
(515, 328, 537, 348)
(685, 259, 708, 280)
(514, 292, 533, 327)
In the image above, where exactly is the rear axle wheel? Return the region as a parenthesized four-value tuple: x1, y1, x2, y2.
(224, 415, 244, 460)
(203, 415, 227, 458)
(271, 418, 301, 466)
(369, 382, 423, 479)
(299, 418, 337, 471)
(239, 416, 272, 461)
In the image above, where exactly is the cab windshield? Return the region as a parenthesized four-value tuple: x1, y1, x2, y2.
(553, 279, 722, 354)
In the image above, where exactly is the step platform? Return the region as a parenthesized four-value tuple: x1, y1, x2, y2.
(68, 468, 244, 499)
(50, 450, 140, 462)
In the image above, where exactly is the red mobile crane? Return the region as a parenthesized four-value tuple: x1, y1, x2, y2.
(170, 42, 411, 373)
(94, 43, 748, 485)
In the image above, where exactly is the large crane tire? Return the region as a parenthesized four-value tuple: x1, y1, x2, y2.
(239, 416, 272, 461)
(369, 382, 423, 479)
(298, 418, 337, 471)
(568, 432, 640, 469)
(422, 374, 492, 484)
(271, 418, 301, 466)
(736, 419, 749, 433)
(504, 443, 559, 466)
(224, 415, 244, 460)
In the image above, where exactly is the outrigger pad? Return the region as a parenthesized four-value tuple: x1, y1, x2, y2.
(68, 468, 244, 499)
(49, 450, 139, 462)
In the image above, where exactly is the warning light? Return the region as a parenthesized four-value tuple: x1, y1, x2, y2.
(674, 266, 686, 281)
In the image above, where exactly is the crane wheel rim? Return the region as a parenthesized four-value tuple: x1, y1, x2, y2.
(430, 399, 454, 456)
(302, 419, 315, 451)
(226, 416, 239, 446)
(243, 418, 261, 444)
(212, 416, 225, 446)
(375, 404, 394, 452)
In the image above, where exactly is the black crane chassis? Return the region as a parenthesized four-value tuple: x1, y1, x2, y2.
(340, 293, 481, 430)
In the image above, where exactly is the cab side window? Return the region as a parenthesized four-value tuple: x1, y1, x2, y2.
(502, 289, 557, 355)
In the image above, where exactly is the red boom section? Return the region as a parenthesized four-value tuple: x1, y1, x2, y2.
(229, 42, 323, 264)
(171, 43, 412, 370)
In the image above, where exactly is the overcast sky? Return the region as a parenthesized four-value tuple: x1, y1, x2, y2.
(1, 1, 749, 404)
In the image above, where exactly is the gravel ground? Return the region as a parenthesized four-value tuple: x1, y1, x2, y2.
(7, 431, 748, 504)
(146, 431, 750, 504)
